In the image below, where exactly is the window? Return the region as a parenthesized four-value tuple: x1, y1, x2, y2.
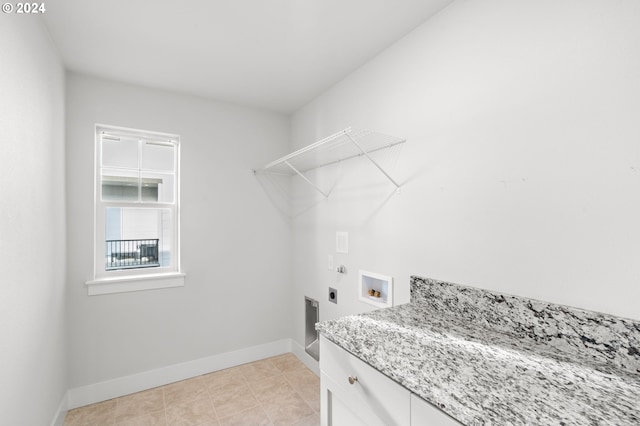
(86, 125, 183, 295)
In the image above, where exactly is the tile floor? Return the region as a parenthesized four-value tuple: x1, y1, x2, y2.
(64, 353, 320, 426)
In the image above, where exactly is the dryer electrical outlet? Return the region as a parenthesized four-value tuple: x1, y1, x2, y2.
(328, 287, 338, 304)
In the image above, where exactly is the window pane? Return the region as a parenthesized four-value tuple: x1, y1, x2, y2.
(105, 207, 121, 240)
(141, 172, 174, 203)
(158, 208, 172, 267)
(105, 207, 172, 270)
(101, 168, 139, 201)
(102, 136, 139, 169)
(142, 141, 175, 172)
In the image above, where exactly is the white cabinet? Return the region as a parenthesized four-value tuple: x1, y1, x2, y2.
(411, 394, 463, 425)
(320, 336, 463, 426)
(320, 336, 411, 425)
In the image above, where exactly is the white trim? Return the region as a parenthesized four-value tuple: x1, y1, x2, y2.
(50, 391, 68, 426)
(85, 272, 186, 295)
(96, 123, 180, 143)
(292, 339, 320, 376)
(66, 338, 292, 409)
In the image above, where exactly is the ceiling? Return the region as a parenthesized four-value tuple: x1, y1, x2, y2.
(43, 0, 453, 114)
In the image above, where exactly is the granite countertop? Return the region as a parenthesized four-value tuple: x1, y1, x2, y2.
(316, 277, 640, 425)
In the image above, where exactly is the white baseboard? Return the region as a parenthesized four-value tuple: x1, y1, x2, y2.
(291, 339, 320, 376)
(50, 391, 68, 426)
(67, 338, 292, 410)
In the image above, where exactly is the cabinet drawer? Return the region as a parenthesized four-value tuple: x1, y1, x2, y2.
(320, 336, 410, 425)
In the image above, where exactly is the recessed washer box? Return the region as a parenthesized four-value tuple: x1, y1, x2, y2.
(359, 270, 393, 308)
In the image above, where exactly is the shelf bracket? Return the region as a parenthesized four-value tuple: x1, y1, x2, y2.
(284, 160, 329, 198)
(345, 133, 401, 189)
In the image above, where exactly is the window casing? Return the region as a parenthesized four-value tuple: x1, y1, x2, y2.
(89, 125, 182, 293)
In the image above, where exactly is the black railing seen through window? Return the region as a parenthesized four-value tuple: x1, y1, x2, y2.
(106, 239, 160, 270)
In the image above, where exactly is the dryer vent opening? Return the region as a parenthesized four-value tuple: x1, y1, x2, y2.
(305, 296, 319, 361)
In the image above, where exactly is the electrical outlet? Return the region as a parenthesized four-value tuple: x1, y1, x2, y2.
(328, 287, 338, 304)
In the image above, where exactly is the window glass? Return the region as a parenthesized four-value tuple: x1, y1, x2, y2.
(142, 141, 175, 172)
(141, 172, 174, 203)
(101, 136, 139, 168)
(104, 207, 172, 270)
(101, 168, 139, 201)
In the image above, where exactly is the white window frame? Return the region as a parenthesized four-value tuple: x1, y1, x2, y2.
(86, 124, 184, 295)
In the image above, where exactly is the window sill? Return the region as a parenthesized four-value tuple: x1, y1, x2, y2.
(85, 272, 186, 295)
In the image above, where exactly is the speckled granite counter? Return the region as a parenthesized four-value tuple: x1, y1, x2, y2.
(316, 276, 640, 425)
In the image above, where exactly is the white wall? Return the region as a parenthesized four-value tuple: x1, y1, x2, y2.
(0, 15, 67, 426)
(290, 0, 640, 351)
(66, 73, 291, 389)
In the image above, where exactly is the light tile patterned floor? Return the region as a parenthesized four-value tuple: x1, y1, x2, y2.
(64, 353, 320, 426)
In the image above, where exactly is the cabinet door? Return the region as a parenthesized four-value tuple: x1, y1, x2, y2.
(321, 371, 377, 426)
(320, 336, 410, 426)
(410, 394, 462, 425)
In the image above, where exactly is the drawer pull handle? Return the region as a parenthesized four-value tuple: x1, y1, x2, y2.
(348, 375, 358, 385)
